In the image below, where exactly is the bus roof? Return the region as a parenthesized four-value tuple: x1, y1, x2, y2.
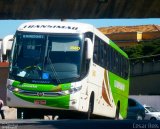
(17, 20, 128, 58)
(17, 21, 94, 34)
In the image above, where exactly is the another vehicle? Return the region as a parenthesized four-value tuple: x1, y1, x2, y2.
(144, 105, 160, 120)
(1, 35, 13, 62)
(6, 21, 130, 119)
(127, 98, 145, 120)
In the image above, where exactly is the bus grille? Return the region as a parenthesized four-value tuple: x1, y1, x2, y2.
(18, 90, 65, 97)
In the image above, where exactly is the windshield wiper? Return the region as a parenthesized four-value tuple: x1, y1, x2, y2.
(47, 55, 61, 84)
(43, 38, 61, 84)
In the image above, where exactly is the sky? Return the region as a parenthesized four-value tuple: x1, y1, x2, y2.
(0, 18, 160, 38)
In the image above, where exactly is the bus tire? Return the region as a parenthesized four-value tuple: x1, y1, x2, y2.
(115, 101, 120, 120)
(150, 117, 157, 120)
(87, 92, 94, 120)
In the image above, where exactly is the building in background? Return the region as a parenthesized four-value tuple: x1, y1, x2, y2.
(99, 24, 160, 47)
(0, 37, 12, 104)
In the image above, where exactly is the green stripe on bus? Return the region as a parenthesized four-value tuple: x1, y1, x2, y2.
(108, 71, 129, 119)
(12, 81, 71, 92)
(14, 92, 70, 109)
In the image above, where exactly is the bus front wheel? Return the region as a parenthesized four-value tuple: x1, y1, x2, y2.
(115, 101, 120, 120)
(87, 93, 94, 120)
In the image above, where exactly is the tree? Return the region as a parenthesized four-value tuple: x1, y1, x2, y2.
(123, 39, 160, 59)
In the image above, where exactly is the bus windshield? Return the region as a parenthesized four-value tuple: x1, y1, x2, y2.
(10, 32, 83, 84)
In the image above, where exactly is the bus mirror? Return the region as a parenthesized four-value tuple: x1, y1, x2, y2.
(85, 38, 93, 59)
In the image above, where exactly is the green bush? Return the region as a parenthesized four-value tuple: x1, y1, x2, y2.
(123, 39, 160, 58)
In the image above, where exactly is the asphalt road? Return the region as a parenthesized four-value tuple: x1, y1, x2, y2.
(0, 119, 160, 129)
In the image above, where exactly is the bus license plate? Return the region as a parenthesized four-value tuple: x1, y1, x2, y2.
(34, 100, 46, 105)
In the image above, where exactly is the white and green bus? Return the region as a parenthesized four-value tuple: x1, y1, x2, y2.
(7, 21, 129, 119)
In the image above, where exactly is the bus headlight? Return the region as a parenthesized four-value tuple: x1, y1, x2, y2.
(63, 85, 82, 95)
(8, 85, 20, 92)
(69, 85, 82, 94)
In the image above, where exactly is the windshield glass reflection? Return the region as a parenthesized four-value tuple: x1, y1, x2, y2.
(10, 33, 83, 84)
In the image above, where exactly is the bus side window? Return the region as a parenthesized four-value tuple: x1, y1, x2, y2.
(93, 53, 98, 62)
(124, 59, 129, 79)
(109, 47, 113, 70)
(103, 44, 107, 69)
(106, 44, 109, 69)
(93, 37, 99, 64)
(99, 38, 104, 65)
